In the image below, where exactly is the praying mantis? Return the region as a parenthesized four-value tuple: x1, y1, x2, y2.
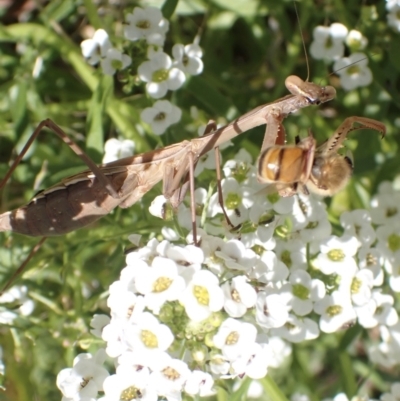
(0, 75, 338, 242)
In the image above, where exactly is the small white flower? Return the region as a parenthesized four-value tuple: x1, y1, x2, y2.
(314, 291, 356, 333)
(345, 29, 368, 51)
(386, 251, 400, 292)
(376, 224, 400, 260)
(101, 48, 132, 76)
(213, 318, 257, 361)
(102, 319, 129, 358)
(134, 256, 186, 313)
(81, 29, 111, 65)
(138, 50, 185, 99)
(158, 241, 204, 268)
(179, 269, 224, 322)
(281, 270, 326, 316)
(150, 353, 191, 399)
(252, 250, 289, 283)
(102, 365, 155, 401)
(209, 353, 230, 375)
(172, 43, 204, 75)
(340, 209, 376, 247)
(309, 23, 348, 61)
(229, 342, 270, 379)
(274, 239, 307, 270)
(124, 6, 169, 46)
(90, 314, 110, 338)
(387, 4, 400, 32)
(141, 100, 182, 135)
(223, 148, 253, 178)
(177, 187, 207, 230)
(386, 0, 400, 12)
(357, 246, 384, 286)
(368, 323, 400, 368)
(356, 291, 398, 328)
(370, 184, 400, 225)
(214, 239, 258, 272)
(0, 285, 34, 324)
(194, 148, 217, 176)
(103, 138, 135, 163)
(255, 290, 290, 329)
(222, 276, 257, 317)
(313, 235, 359, 275)
(244, 203, 277, 246)
(270, 314, 319, 343)
(149, 195, 168, 219)
(122, 312, 174, 357)
(208, 177, 252, 226)
(351, 269, 374, 306)
(125, 238, 160, 265)
(57, 349, 109, 400)
(184, 370, 215, 397)
(333, 53, 373, 91)
(296, 199, 332, 243)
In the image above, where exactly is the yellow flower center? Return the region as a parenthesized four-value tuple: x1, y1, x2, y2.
(326, 305, 342, 316)
(388, 233, 400, 252)
(351, 277, 361, 294)
(226, 331, 239, 345)
(141, 330, 158, 348)
(193, 285, 209, 305)
(153, 277, 173, 293)
(120, 386, 142, 401)
(225, 193, 241, 210)
(327, 249, 345, 262)
(136, 19, 150, 29)
(152, 69, 169, 82)
(162, 366, 180, 380)
(292, 284, 310, 300)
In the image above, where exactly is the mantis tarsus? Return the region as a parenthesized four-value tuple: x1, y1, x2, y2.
(0, 75, 336, 242)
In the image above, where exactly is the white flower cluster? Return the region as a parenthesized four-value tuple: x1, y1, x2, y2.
(386, 0, 400, 32)
(309, 23, 371, 91)
(57, 148, 400, 401)
(0, 285, 34, 324)
(80, 6, 204, 136)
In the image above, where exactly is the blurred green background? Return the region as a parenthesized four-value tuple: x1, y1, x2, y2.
(0, 0, 397, 400)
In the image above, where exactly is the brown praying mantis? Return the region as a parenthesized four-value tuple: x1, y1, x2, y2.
(0, 75, 386, 294)
(0, 75, 337, 243)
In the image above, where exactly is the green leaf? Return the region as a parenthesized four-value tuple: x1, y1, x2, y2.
(41, 0, 75, 22)
(161, 0, 179, 19)
(185, 76, 237, 117)
(10, 82, 28, 137)
(86, 75, 114, 159)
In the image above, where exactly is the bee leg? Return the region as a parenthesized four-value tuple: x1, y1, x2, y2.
(300, 183, 310, 195)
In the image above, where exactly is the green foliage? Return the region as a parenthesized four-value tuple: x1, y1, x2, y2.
(0, 0, 397, 400)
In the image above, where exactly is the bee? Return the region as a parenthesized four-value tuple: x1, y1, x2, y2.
(257, 117, 386, 197)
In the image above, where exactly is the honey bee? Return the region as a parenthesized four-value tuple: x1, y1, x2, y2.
(257, 117, 386, 197)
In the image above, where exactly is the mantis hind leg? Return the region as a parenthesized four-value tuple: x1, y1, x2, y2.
(0, 119, 121, 199)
